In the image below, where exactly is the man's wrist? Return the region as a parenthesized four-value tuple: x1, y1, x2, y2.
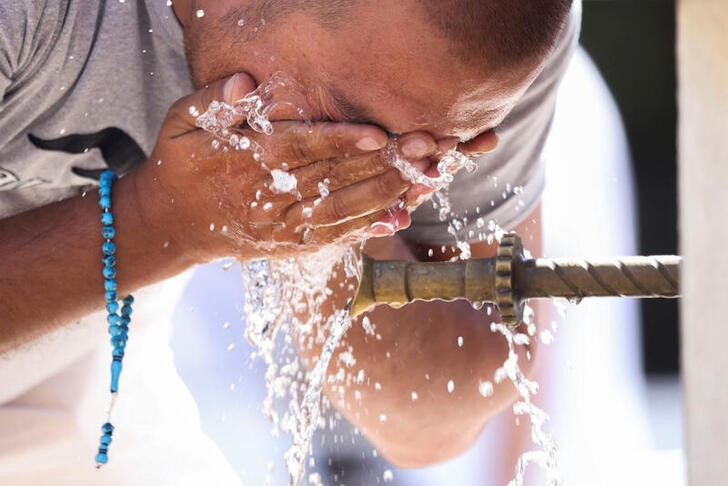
(124, 164, 213, 266)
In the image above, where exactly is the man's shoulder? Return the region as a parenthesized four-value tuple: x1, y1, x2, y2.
(0, 0, 70, 84)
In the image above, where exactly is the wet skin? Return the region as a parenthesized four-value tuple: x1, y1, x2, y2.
(173, 0, 556, 468)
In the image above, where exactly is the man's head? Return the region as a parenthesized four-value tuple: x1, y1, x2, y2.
(178, 0, 571, 141)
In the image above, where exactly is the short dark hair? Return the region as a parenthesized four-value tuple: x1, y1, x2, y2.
(238, 0, 572, 70)
(421, 0, 573, 70)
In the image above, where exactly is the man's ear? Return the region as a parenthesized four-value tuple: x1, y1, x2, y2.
(458, 130, 499, 156)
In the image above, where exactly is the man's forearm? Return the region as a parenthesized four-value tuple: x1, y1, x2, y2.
(0, 171, 194, 354)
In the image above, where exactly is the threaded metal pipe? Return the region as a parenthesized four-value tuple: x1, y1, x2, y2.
(350, 248, 681, 318)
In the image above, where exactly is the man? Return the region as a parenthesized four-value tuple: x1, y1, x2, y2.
(0, 0, 579, 481)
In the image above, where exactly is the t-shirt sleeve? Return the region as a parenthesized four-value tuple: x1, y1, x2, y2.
(0, 3, 22, 99)
(0, 1, 65, 101)
(401, 1, 582, 246)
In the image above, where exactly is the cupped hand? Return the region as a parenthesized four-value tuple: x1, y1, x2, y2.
(133, 73, 441, 261)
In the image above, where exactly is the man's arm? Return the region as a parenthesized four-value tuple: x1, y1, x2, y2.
(0, 73, 414, 357)
(301, 205, 542, 467)
(0, 172, 191, 354)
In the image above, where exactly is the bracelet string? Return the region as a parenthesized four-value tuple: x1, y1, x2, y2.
(94, 170, 135, 468)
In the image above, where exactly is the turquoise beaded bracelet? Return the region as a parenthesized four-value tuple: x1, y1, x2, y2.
(94, 170, 135, 468)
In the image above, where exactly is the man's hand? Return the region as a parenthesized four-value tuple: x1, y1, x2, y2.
(134, 73, 444, 262)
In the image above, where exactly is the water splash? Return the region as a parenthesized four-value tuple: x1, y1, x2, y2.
(194, 71, 305, 158)
(283, 309, 353, 484)
(195, 70, 560, 485)
(490, 307, 561, 486)
(383, 138, 476, 191)
(241, 246, 361, 485)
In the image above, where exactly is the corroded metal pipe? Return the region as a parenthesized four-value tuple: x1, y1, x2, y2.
(350, 233, 681, 325)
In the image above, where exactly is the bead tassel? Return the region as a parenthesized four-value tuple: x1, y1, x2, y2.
(94, 170, 134, 468)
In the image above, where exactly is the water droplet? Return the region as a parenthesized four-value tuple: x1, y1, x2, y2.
(447, 380, 455, 393)
(383, 470, 394, 482)
(478, 380, 494, 398)
(195, 9, 205, 18)
(411, 391, 418, 401)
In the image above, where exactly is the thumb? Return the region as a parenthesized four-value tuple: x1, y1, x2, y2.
(163, 72, 257, 137)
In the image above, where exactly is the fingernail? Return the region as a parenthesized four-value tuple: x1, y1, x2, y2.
(401, 139, 429, 158)
(356, 137, 384, 151)
(223, 74, 239, 103)
(410, 183, 435, 197)
(369, 221, 396, 237)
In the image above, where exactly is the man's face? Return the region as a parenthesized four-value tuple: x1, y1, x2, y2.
(183, 1, 545, 141)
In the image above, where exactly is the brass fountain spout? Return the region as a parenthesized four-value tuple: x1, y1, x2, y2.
(350, 233, 681, 327)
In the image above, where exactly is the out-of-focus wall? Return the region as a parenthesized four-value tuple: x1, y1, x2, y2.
(580, 0, 679, 375)
(677, 1, 728, 484)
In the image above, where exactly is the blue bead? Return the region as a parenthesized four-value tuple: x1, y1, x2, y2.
(105, 290, 118, 303)
(104, 279, 117, 291)
(100, 171, 117, 186)
(113, 347, 125, 358)
(121, 305, 132, 316)
(103, 255, 116, 267)
(95, 452, 109, 464)
(103, 266, 116, 279)
(107, 313, 120, 324)
(123, 295, 134, 305)
(99, 196, 111, 209)
(99, 185, 111, 197)
(110, 360, 122, 392)
(102, 241, 116, 255)
(100, 434, 112, 445)
(108, 324, 122, 337)
(111, 336, 126, 347)
(106, 301, 119, 314)
(120, 316, 130, 326)
(102, 226, 116, 239)
(102, 422, 114, 434)
(101, 212, 113, 225)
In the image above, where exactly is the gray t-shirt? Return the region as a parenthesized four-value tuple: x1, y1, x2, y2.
(0, 0, 580, 244)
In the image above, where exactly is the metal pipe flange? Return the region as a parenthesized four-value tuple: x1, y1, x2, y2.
(495, 233, 524, 327)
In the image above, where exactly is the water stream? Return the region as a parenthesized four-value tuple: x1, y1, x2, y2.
(196, 73, 560, 485)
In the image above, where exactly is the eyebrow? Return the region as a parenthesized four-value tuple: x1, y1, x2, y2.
(329, 87, 374, 124)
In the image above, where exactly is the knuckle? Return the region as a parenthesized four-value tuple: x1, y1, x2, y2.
(373, 170, 405, 200)
(329, 196, 349, 222)
(288, 129, 316, 163)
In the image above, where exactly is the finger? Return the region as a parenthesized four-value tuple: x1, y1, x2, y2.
(257, 121, 388, 169)
(258, 147, 427, 206)
(398, 131, 439, 159)
(307, 207, 412, 245)
(288, 136, 438, 199)
(285, 152, 392, 199)
(436, 136, 460, 154)
(163, 73, 257, 137)
(459, 130, 499, 156)
(286, 169, 409, 228)
(368, 206, 412, 237)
